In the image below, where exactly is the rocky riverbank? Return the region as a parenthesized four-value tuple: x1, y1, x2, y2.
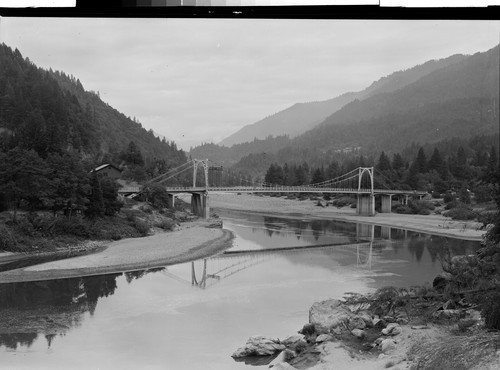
(231, 289, 500, 370)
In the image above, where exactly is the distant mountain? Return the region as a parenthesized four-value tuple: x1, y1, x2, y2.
(219, 53, 467, 147)
(0, 43, 186, 166)
(268, 45, 499, 167)
(190, 135, 291, 167)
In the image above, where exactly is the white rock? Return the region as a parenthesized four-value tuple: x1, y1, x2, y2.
(381, 339, 397, 354)
(359, 312, 374, 327)
(348, 316, 367, 330)
(382, 323, 402, 336)
(309, 299, 353, 331)
(351, 328, 366, 340)
(282, 335, 306, 351)
(268, 351, 287, 368)
(315, 334, 333, 343)
(231, 336, 286, 358)
(391, 326, 402, 336)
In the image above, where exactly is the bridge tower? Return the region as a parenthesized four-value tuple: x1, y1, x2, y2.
(356, 167, 375, 216)
(191, 159, 210, 219)
(192, 159, 209, 189)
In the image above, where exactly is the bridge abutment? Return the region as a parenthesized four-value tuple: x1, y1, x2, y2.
(356, 194, 375, 216)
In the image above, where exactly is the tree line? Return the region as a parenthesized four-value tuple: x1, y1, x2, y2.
(263, 136, 498, 203)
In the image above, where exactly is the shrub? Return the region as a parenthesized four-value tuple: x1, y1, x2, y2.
(331, 196, 353, 207)
(410, 199, 435, 212)
(139, 204, 153, 214)
(417, 208, 431, 215)
(133, 218, 150, 236)
(15, 217, 36, 237)
(445, 200, 462, 210)
(443, 193, 455, 203)
(53, 216, 90, 237)
(123, 209, 144, 222)
(0, 224, 16, 250)
(394, 205, 413, 214)
(481, 290, 500, 330)
(443, 207, 476, 220)
(431, 191, 441, 199)
(154, 217, 175, 231)
(0, 193, 8, 212)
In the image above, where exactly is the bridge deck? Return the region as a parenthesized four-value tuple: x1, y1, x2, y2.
(161, 186, 426, 196)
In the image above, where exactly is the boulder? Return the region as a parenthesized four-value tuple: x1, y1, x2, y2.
(374, 337, 384, 346)
(373, 318, 386, 329)
(432, 272, 453, 292)
(348, 316, 367, 330)
(382, 323, 402, 336)
(232, 336, 286, 358)
(390, 326, 402, 336)
(315, 334, 333, 343)
(351, 328, 366, 340)
(358, 312, 374, 327)
(268, 351, 287, 368)
(381, 339, 397, 354)
(309, 299, 353, 331)
(331, 327, 342, 335)
(432, 309, 463, 321)
(282, 335, 306, 351)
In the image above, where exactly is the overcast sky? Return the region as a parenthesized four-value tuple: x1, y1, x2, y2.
(0, 18, 498, 150)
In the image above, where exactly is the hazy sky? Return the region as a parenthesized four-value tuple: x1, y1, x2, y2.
(0, 18, 498, 149)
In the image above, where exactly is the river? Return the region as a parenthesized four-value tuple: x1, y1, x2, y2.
(0, 209, 480, 370)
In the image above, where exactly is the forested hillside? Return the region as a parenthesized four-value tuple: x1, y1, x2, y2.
(0, 43, 190, 252)
(0, 43, 186, 165)
(292, 45, 499, 155)
(190, 135, 291, 167)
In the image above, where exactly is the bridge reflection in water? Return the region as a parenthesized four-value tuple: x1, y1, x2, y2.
(160, 223, 382, 290)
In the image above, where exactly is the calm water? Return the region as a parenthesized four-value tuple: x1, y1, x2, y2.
(0, 210, 480, 370)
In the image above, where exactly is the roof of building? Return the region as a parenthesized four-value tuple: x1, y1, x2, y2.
(92, 163, 122, 172)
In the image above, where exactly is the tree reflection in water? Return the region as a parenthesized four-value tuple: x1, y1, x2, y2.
(0, 267, 164, 350)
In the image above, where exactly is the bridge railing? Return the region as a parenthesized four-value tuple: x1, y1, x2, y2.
(161, 185, 426, 196)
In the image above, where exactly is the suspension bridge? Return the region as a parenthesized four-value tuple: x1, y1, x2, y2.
(118, 158, 427, 217)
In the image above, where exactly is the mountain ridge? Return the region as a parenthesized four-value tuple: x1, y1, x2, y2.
(218, 53, 468, 147)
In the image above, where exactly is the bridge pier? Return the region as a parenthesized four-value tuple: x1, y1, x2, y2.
(167, 193, 175, 209)
(191, 192, 209, 219)
(380, 194, 393, 213)
(356, 194, 375, 216)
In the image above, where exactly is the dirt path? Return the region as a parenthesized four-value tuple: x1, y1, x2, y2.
(209, 193, 485, 241)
